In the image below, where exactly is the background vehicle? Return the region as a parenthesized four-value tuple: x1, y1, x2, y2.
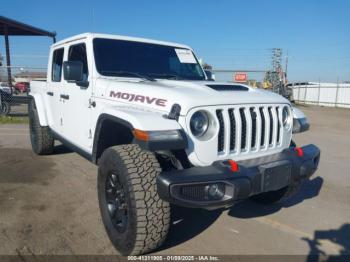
(29, 33, 320, 255)
(0, 82, 13, 94)
(14, 81, 30, 93)
(0, 88, 11, 115)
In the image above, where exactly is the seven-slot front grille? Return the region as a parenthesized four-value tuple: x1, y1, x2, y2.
(216, 105, 283, 155)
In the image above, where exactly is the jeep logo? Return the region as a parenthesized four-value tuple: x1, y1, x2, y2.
(110, 91, 167, 107)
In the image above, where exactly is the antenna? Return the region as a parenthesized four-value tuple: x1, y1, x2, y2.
(91, 7, 95, 32)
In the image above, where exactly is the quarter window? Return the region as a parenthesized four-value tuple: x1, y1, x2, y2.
(51, 48, 64, 82)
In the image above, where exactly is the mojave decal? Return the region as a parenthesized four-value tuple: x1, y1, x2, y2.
(110, 91, 167, 107)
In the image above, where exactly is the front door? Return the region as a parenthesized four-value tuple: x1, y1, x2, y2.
(45, 47, 64, 133)
(60, 42, 93, 152)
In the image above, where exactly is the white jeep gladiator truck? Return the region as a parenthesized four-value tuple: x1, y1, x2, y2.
(29, 33, 320, 255)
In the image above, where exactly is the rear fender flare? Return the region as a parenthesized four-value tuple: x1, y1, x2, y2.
(29, 94, 48, 126)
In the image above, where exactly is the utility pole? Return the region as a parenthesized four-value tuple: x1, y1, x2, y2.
(267, 48, 283, 94)
(272, 48, 282, 75)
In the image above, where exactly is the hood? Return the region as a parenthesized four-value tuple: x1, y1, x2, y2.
(96, 78, 290, 115)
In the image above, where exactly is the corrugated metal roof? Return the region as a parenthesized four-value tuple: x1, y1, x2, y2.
(0, 16, 56, 37)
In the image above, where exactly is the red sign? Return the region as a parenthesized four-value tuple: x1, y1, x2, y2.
(234, 72, 248, 83)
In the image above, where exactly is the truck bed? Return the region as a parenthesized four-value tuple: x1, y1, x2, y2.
(30, 81, 47, 95)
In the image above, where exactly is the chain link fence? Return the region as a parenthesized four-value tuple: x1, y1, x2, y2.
(0, 66, 46, 116)
(212, 69, 267, 87)
(2, 66, 349, 117)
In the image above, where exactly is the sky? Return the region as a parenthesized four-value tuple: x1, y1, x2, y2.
(1, 0, 349, 82)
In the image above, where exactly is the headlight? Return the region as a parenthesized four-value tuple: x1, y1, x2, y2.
(190, 111, 209, 137)
(282, 106, 292, 129)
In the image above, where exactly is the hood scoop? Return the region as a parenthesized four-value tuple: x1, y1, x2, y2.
(206, 84, 249, 91)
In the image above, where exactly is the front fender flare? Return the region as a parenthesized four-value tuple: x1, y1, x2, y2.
(98, 106, 181, 131)
(92, 107, 184, 163)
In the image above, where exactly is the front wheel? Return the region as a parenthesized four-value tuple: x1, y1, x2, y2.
(98, 144, 170, 255)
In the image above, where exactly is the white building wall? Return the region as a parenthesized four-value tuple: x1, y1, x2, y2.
(292, 84, 350, 109)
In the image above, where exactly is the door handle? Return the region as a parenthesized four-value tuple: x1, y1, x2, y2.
(47, 91, 54, 96)
(60, 94, 69, 100)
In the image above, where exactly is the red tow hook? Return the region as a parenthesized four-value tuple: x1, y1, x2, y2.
(294, 147, 304, 157)
(228, 159, 239, 172)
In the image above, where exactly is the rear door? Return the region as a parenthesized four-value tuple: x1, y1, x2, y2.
(45, 47, 64, 133)
(60, 41, 93, 152)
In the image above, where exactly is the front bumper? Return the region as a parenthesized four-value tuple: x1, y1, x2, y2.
(157, 144, 320, 210)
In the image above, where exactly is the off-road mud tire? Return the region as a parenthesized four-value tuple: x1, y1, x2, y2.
(28, 99, 54, 155)
(98, 144, 170, 255)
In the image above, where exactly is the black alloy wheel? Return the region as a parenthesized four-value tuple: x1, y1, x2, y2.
(106, 172, 128, 233)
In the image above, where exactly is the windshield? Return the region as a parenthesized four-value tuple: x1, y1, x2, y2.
(93, 38, 206, 81)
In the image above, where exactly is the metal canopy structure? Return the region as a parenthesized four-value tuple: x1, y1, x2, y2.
(0, 16, 56, 88)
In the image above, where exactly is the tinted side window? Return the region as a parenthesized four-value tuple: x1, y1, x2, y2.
(68, 43, 88, 81)
(51, 48, 64, 82)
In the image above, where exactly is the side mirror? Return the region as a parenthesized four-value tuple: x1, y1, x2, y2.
(63, 61, 83, 81)
(204, 70, 215, 81)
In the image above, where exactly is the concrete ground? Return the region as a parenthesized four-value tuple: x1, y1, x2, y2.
(0, 105, 349, 256)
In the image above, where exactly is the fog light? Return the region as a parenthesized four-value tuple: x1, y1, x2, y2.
(175, 183, 234, 202)
(205, 184, 225, 200)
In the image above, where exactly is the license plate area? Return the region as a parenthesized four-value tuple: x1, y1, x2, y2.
(259, 161, 292, 192)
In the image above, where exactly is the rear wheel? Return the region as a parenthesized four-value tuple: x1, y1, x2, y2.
(98, 144, 170, 255)
(0, 101, 10, 116)
(28, 99, 54, 155)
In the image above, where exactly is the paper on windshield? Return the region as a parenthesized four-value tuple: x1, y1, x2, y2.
(175, 49, 197, 63)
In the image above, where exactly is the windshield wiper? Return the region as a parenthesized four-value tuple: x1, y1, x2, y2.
(101, 70, 156, 82)
(147, 73, 186, 80)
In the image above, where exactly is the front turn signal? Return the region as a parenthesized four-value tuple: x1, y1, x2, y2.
(133, 129, 149, 141)
(133, 129, 182, 142)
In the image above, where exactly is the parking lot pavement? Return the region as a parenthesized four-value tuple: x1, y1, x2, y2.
(0, 105, 349, 256)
